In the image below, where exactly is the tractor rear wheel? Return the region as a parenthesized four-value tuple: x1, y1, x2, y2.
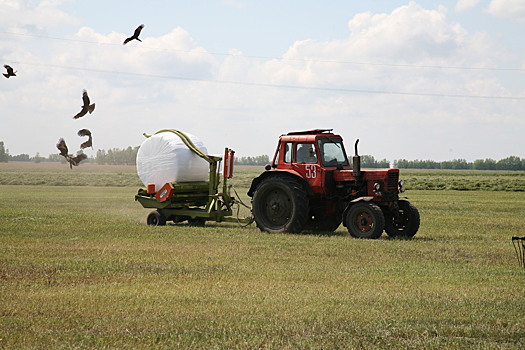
(384, 200, 420, 238)
(147, 210, 167, 226)
(305, 215, 342, 233)
(345, 202, 385, 239)
(252, 175, 309, 233)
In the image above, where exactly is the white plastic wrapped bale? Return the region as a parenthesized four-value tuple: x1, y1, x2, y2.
(136, 131, 209, 190)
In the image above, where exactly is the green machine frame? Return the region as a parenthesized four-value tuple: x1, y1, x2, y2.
(135, 129, 252, 225)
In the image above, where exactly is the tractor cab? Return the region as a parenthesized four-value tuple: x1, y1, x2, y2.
(268, 129, 352, 195)
(271, 129, 348, 167)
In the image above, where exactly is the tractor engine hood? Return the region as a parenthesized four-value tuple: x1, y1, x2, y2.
(333, 168, 401, 198)
(332, 168, 399, 182)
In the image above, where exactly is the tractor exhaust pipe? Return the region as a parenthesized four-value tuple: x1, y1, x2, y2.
(353, 139, 361, 179)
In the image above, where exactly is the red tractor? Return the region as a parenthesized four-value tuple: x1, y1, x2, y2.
(248, 129, 420, 238)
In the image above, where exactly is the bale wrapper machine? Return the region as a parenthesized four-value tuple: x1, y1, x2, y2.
(134, 129, 252, 226)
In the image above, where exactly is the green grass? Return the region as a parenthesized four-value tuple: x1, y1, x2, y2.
(400, 170, 525, 191)
(2, 162, 525, 192)
(0, 162, 143, 187)
(1, 165, 524, 349)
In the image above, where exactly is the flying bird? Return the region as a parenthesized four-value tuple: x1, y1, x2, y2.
(56, 138, 69, 158)
(3, 65, 16, 78)
(56, 138, 74, 169)
(77, 129, 93, 149)
(123, 24, 144, 44)
(69, 153, 88, 168)
(56, 138, 87, 169)
(73, 89, 95, 119)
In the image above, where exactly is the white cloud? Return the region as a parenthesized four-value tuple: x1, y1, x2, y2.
(209, 2, 520, 160)
(257, 2, 506, 95)
(454, 0, 481, 12)
(485, 0, 525, 20)
(65, 26, 215, 78)
(0, 0, 77, 33)
(1, 2, 522, 162)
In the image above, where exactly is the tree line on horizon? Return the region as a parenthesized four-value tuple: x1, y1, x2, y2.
(392, 157, 525, 171)
(341, 155, 525, 171)
(1, 141, 524, 171)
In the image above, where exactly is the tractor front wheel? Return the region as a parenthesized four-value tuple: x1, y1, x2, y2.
(384, 200, 420, 238)
(345, 202, 385, 239)
(147, 210, 167, 226)
(252, 175, 309, 233)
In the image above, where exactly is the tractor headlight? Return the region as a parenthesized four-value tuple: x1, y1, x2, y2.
(398, 180, 405, 193)
(374, 182, 381, 192)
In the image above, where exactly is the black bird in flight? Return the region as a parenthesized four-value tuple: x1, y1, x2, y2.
(3, 65, 16, 78)
(69, 153, 88, 168)
(123, 24, 144, 45)
(73, 89, 95, 119)
(56, 138, 70, 159)
(56, 138, 87, 169)
(77, 129, 93, 149)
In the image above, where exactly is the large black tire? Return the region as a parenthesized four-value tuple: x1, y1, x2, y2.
(305, 215, 342, 233)
(147, 210, 167, 226)
(251, 175, 309, 233)
(384, 200, 420, 238)
(345, 202, 385, 239)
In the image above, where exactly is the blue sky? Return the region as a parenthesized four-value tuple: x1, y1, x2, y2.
(62, 1, 524, 59)
(1, 0, 524, 162)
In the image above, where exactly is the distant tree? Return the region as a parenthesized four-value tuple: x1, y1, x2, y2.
(440, 159, 471, 170)
(393, 159, 407, 168)
(472, 158, 497, 170)
(94, 147, 139, 165)
(235, 155, 270, 166)
(496, 156, 523, 171)
(378, 159, 390, 168)
(361, 155, 390, 168)
(361, 155, 376, 168)
(394, 159, 440, 169)
(47, 154, 63, 162)
(394, 156, 525, 171)
(123, 146, 138, 165)
(9, 154, 30, 161)
(105, 149, 114, 164)
(0, 141, 8, 162)
(95, 149, 107, 164)
(33, 152, 42, 163)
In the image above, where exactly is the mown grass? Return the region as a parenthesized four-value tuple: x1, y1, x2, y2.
(0, 165, 524, 349)
(2, 162, 525, 191)
(400, 170, 525, 191)
(0, 162, 142, 187)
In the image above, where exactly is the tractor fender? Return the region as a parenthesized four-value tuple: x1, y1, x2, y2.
(342, 197, 375, 227)
(350, 196, 374, 203)
(247, 169, 311, 198)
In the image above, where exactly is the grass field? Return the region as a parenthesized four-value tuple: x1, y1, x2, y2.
(2, 162, 525, 191)
(1, 163, 524, 349)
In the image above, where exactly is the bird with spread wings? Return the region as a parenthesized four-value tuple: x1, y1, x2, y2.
(123, 24, 144, 45)
(56, 138, 87, 169)
(77, 129, 93, 149)
(3, 65, 16, 78)
(73, 89, 96, 119)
